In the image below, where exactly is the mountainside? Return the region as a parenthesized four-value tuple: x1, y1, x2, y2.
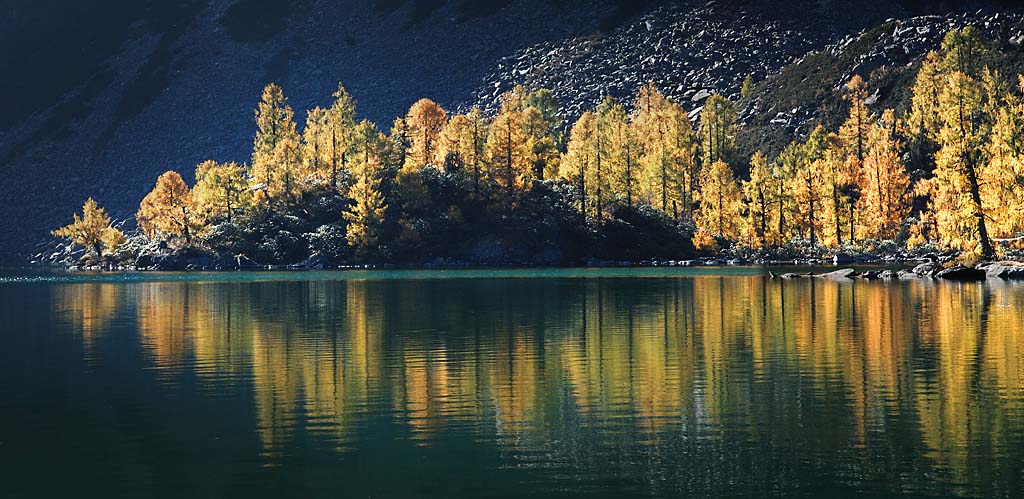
(2, 0, 1021, 260)
(738, 9, 1024, 162)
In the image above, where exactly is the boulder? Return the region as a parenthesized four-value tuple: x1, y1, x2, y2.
(978, 262, 1024, 280)
(878, 270, 899, 280)
(911, 262, 942, 277)
(858, 270, 880, 279)
(301, 252, 326, 270)
(816, 268, 857, 279)
(935, 265, 987, 282)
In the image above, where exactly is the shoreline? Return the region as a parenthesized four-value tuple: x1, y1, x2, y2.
(26, 258, 1024, 283)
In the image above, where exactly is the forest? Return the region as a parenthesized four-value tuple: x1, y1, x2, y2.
(53, 27, 1024, 268)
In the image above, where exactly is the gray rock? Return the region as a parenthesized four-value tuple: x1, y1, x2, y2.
(979, 262, 1024, 279)
(935, 265, 986, 282)
(911, 262, 942, 277)
(816, 268, 857, 279)
(301, 252, 326, 270)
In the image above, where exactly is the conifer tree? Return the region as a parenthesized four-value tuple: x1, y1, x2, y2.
(345, 159, 387, 259)
(743, 151, 774, 247)
(485, 91, 530, 207)
(251, 83, 300, 201)
(839, 75, 874, 167)
(137, 171, 201, 246)
(53, 198, 121, 257)
(695, 160, 742, 246)
(699, 94, 737, 168)
(561, 111, 598, 219)
(404, 98, 448, 171)
(631, 82, 695, 219)
(859, 110, 910, 240)
(192, 160, 252, 224)
(327, 83, 358, 189)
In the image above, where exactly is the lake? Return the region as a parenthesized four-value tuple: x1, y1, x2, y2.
(1, 268, 1023, 498)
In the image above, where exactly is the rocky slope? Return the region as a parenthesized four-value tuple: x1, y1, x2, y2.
(1, 0, 647, 260)
(739, 9, 1024, 159)
(3, 0, 1022, 261)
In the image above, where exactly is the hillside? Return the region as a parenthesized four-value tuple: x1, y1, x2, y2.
(3, 0, 1022, 260)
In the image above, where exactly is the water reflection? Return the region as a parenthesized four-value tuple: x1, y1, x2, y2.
(47, 273, 1024, 496)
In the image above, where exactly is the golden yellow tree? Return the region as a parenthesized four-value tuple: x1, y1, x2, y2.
(250, 83, 300, 201)
(560, 111, 600, 220)
(344, 159, 387, 258)
(302, 106, 331, 184)
(327, 83, 358, 189)
(743, 151, 775, 247)
(52, 198, 122, 257)
(404, 98, 448, 171)
(839, 75, 874, 166)
(631, 82, 694, 218)
(981, 76, 1024, 243)
(137, 171, 202, 246)
(695, 160, 742, 245)
(933, 71, 994, 257)
(787, 126, 829, 245)
(597, 97, 638, 208)
(699, 94, 737, 168)
(859, 110, 910, 240)
(192, 160, 252, 224)
(485, 92, 530, 207)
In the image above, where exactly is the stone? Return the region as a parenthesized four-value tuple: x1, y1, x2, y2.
(935, 265, 986, 282)
(978, 262, 1024, 280)
(816, 268, 857, 279)
(911, 262, 942, 277)
(302, 252, 326, 270)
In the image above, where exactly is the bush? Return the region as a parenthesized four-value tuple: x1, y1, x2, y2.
(307, 224, 350, 261)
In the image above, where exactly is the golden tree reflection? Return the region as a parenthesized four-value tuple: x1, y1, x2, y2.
(62, 272, 1024, 490)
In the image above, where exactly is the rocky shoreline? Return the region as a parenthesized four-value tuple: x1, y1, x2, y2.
(37, 246, 1024, 284)
(772, 261, 1024, 282)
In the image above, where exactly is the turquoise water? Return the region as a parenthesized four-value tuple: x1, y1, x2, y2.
(2, 268, 1023, 497)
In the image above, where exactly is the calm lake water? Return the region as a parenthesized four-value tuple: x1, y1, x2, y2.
(2, 268, 1023, 498)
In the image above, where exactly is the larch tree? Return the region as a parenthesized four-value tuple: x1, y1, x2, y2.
(436, 114, 473, 173)
(251, 83, 300, 201)
(839, 75, 875, 167)
(694, 159, 742, 247)
(598, 97, 637, 208)
(327, 83, 357, 189)
(404, 98, 448, 171)
(344, 158, 388, 259)
(930, 30, 995, 257)
(485, 91, 531, 207)
(302, 107, 331, 184)
(137, 171, 201, 246)
(786, 126, 830, 245)
(698, 94, 737, 169)
(561, 111, 598, 220)
(743, 151, 774, 247)
(859, 109, 910, 241)
(981, 76, 1024, 242)
(631, 82, 694, 218)
(523, 105, 560, 181)
(465, 108, 489, 195)
(52, 198, 122, 257)
(192, 160, 252, 224)
(820, 133, 851, 247)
